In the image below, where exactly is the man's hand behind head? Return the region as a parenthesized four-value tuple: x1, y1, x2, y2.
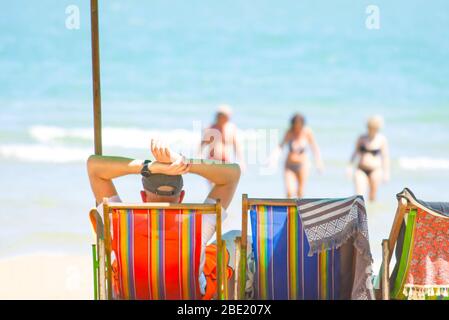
(150, 139, 241, 209)
(149, 161, 191, 176)
(151, 139, 183, 164)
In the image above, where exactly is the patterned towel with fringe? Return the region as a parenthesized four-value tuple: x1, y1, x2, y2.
(403, 208, 449, 300)
(297, 196, 374, 300)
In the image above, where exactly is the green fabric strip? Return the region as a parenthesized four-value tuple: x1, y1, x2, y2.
(391, 209, 417, 299)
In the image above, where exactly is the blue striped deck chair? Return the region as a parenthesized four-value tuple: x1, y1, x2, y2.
(236, 194, 371, 300)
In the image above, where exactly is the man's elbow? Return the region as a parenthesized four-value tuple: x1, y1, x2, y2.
(228, 163, 241, 183)
(87, 154, 99, 176)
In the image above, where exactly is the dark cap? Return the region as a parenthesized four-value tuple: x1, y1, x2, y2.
(141, 174, 184, 197)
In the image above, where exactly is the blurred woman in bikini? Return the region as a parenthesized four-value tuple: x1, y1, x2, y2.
(348, 115, 390, 202)
(278, 113, 324, 198)
(200, 104, 245, 169)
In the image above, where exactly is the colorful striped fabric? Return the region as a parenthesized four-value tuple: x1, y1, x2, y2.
(250, 205, 341, 300)
(110, 208, 202, 300)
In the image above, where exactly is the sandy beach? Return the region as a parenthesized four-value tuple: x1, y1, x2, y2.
(0, 253, 92, 299)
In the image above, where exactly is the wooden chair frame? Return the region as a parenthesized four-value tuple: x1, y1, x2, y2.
(91, 198, 228, 300)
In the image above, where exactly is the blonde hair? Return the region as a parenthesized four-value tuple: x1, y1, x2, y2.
(367, 115, 384, 131)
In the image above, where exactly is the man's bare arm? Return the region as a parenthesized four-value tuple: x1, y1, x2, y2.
(87, 154, 191, 204)
(87, 155, 144, 204)
(188, 160, 241, 209)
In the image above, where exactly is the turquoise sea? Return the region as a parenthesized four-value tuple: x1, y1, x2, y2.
(1, 0, 449, 272)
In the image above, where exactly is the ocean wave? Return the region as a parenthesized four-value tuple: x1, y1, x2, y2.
(398, 157, 449, 170)
(0, 144, 90, 163)
(0, 125, 282, 163)
(30, 126, 92, 143)
(29, 125, 281, 150)
(29, 125, 203, 149)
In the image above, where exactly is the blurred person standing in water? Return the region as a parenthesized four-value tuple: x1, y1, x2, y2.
(272, 113, 323, 198)
(348, 115, 390, 202)
(200, 104, 246, 171)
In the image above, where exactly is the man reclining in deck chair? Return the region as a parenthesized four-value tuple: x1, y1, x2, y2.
(87, 139, 240, 299)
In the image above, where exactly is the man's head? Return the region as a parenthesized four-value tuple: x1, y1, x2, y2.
(140, 173, 185, 203)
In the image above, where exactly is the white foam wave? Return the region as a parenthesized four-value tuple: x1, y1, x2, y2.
(30, 126, 92, 143)
(29, 125, 280, 150)
(1, 125, 282, 163)
(30, 125, 203, 149)
(0, 144, 90, 163)
(399, 157, 449, 170)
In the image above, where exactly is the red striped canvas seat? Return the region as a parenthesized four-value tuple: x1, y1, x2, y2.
(110, 208, 202, 300)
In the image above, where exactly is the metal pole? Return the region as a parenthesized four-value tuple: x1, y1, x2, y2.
(90, 0, 103, 300)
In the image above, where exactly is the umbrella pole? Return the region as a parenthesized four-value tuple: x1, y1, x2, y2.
(90, 0, 102, 155)
(90, 1, 103, 300)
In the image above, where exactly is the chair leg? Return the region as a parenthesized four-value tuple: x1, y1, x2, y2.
(238, 245, 247, 300)
(97, 238, 107, 300)
(222, 240, 228, 300)
(234, 237, 242, 300)
(92, 244, 98, 300)
(381, 239, 390, 300)
(217, 239, 224, 300)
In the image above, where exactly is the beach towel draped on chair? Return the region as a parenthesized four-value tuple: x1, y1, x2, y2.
(202, 244, 233, 300)
(249, 196, 374, 300)
(381, 188, 449, 300)
(387, 189, 449, 300)
(110, 208, 202, 300)
(297, 196, 373, 300)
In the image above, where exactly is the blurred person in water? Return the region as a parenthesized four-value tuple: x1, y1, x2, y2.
(271, 113, 324, 198)
(200, 104, 246, 172)
(348, 115, 390, 202)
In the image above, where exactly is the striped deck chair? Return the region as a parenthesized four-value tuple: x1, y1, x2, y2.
(379, 188, 449, 300)
(235, 194, 373, 300)
(90, 198, 228, 300)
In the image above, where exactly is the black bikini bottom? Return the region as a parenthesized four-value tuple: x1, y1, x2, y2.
(286, 162, 302, 173)
(358, 166, 375, 177)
